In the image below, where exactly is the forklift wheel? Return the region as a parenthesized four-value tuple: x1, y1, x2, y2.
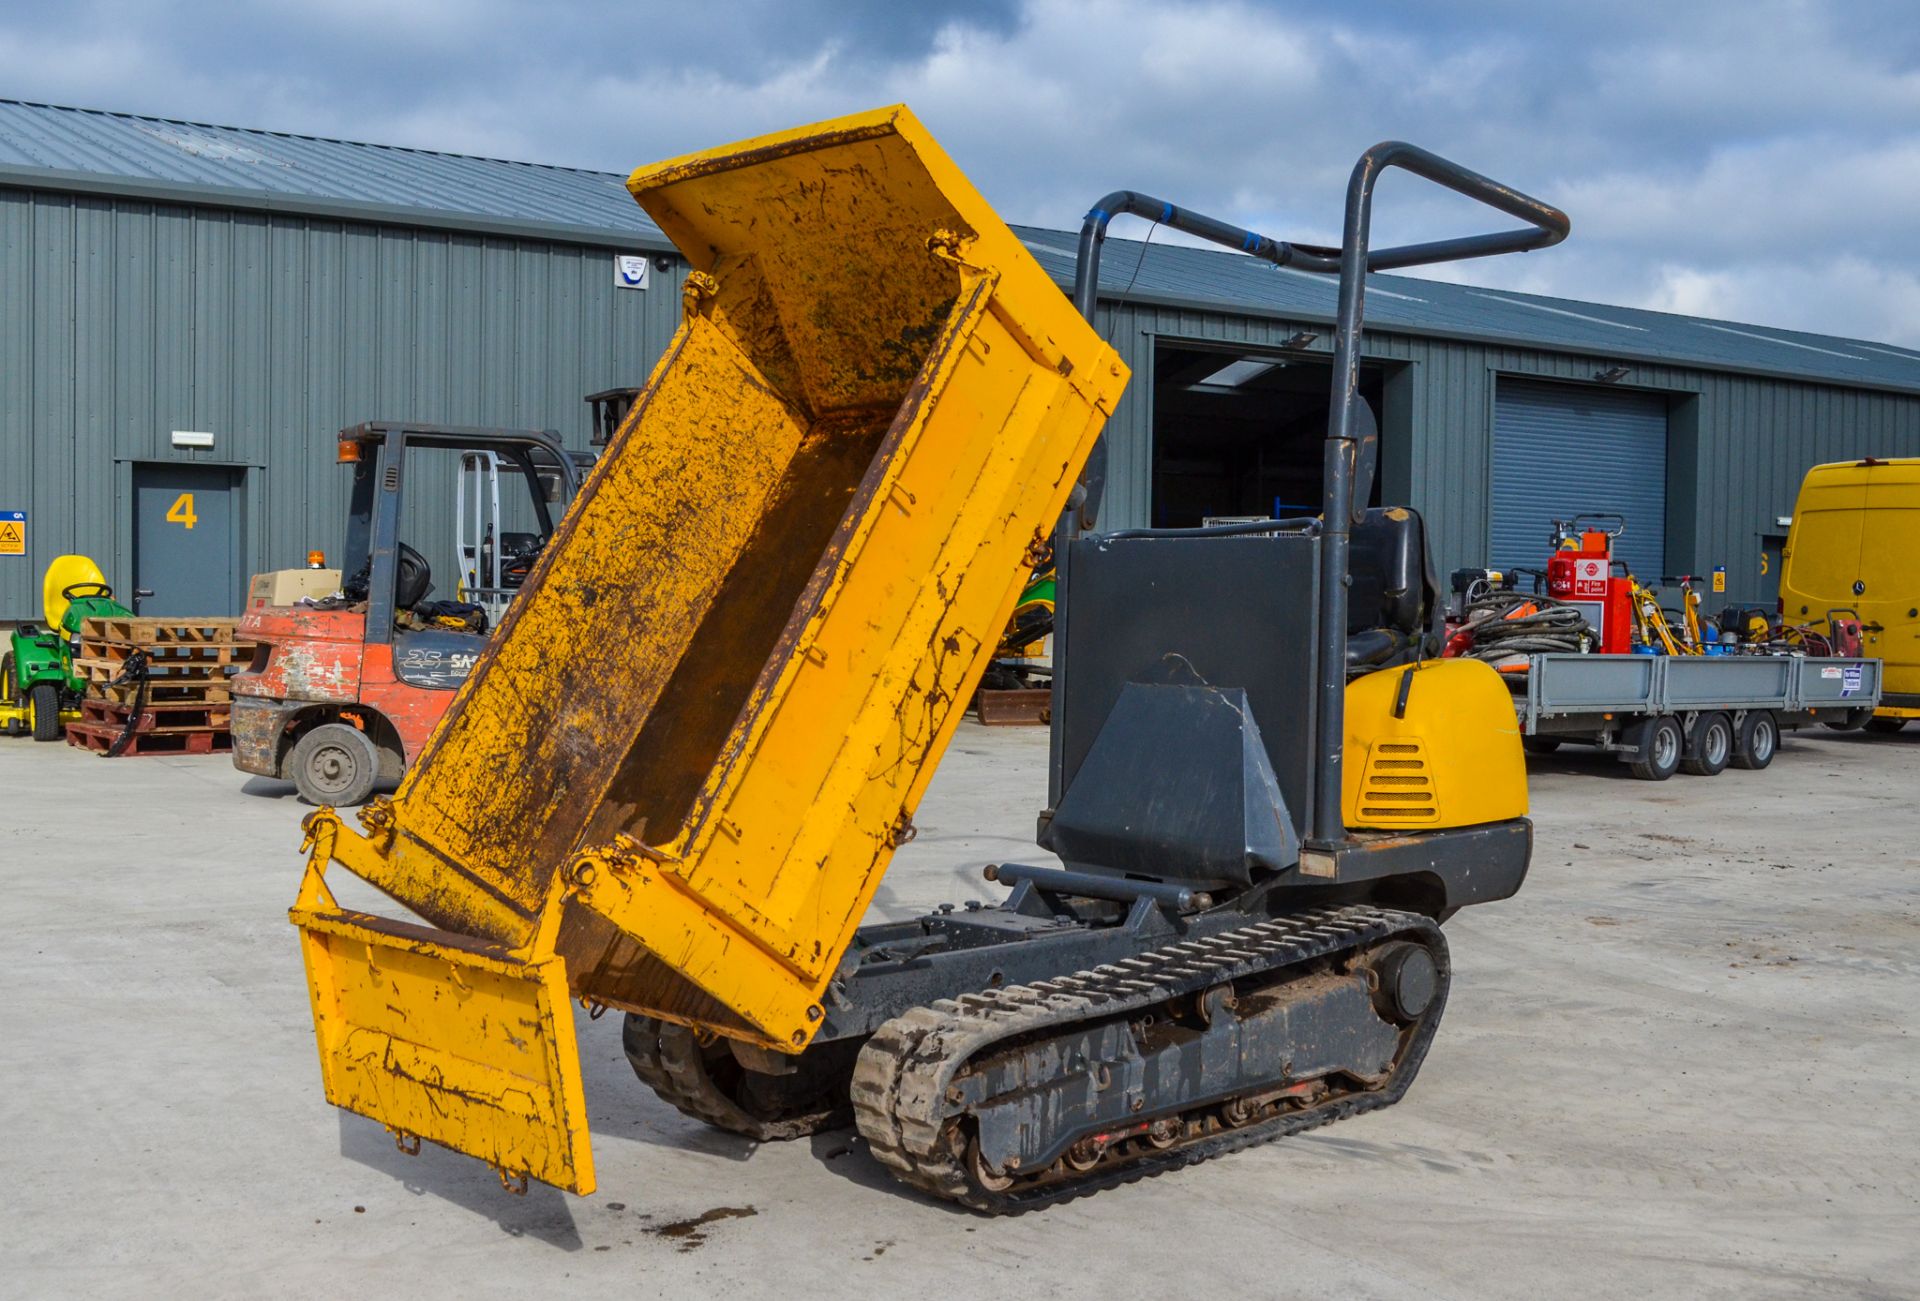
(290, 723, 380, 807)
(1679, 712, 1732, 776)
(1864, 716, 1909, 735)
(1730, 710, 1778, 771)
(30, 681, 61, 742)
(1521, 736, 1562, 756)
(1626, 715, 1682, 781)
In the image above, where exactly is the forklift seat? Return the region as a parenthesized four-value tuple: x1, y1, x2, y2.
(343, 542, 434, 610)
(394, 543, 433, 610)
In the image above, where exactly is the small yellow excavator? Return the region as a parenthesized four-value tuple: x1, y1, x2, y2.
(288, 107, 1565, 1210)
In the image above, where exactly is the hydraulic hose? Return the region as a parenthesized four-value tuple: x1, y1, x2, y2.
(1457, 591, 1591, 662)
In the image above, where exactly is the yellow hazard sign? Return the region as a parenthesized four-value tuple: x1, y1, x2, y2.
(0, 511, 24, 556)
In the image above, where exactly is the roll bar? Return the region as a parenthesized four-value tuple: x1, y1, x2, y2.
(1054, 141, 1569, 846)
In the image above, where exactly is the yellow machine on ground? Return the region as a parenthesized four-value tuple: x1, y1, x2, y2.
(2, 555, 131, 740)
(289, 108, 1559, 1209)
(1780, 457, 1920, 731)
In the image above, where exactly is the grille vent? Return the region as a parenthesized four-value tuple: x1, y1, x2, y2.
(1358, 739, 1437, 823)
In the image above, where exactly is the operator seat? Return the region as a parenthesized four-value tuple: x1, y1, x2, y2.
(341, 542, 434, 610)
(393, 543, 433, 610)
(1345, 507, 1441, 670)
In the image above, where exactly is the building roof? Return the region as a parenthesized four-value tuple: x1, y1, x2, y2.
(0, 98, 669, 251)
(6, 98, 1919, 396)
(1011, 225, 1920, 396)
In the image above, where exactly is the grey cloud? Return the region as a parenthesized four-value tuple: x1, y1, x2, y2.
(2, 0, 1917, 343)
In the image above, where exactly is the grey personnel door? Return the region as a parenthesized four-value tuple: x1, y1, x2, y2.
(132, 463, 245, 616)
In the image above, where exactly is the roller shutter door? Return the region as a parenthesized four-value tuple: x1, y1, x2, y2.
(1490, 378, 1669, 580)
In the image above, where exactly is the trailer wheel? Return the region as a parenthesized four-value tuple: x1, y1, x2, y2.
(1864, 716, 1909, 735)
(30, 681, 62, 742)
(1522, 736, 1562, 755)
(290, 722, 379, 807)
(1679, 712, 1732, 776)
(1627, 715, 1682, 781)
(1731, 711, 1778, 771)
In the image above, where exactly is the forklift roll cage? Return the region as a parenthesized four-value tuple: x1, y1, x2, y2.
(337, 422, 581, 639)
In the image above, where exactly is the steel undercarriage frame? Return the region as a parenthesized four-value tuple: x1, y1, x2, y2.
(812, 819, 1528, 1043)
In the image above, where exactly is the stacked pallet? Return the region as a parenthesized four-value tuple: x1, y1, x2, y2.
(67, 617, 252, 756)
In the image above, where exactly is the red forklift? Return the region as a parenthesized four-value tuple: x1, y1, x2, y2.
(230, 421, 584, 805)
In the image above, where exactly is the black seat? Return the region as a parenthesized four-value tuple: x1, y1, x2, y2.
(393, 542, 433, 610)
(1346, 507, 1441, 669)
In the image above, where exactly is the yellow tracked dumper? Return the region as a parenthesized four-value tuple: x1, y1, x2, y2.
(292, 107, 1562, 1210)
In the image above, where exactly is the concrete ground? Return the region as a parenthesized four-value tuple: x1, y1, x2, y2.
(3, 720, 1917, 1300)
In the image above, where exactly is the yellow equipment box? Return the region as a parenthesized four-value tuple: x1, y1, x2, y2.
(289, 105, 1127, 1194)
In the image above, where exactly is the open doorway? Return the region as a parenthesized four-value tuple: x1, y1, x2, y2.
(1151, 343, 1386, 527)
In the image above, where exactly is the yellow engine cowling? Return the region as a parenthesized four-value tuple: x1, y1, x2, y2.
(1343, 658, 1528, 831)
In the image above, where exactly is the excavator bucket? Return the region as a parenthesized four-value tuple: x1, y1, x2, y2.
(290, 105, 1126, 1188)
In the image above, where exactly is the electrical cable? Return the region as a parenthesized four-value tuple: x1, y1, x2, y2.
(1456, 590, 1592, 662)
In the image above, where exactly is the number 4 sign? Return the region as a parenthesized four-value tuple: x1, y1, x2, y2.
(166, 493, 198, 529)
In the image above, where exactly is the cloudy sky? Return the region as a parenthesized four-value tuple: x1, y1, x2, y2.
(7, 0, 1920, 344)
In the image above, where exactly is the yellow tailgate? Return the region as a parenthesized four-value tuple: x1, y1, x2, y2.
(292, 815, 594, 1194)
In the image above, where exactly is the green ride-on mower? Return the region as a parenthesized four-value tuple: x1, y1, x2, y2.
(2, 555, 132, 741)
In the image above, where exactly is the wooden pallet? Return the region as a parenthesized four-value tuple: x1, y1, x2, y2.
(74, 658, 236, 686)
(77, 640, 254, 668)
(77, 617, 245, 646)
(89, 680, 232, 706)
(79, 698, 232, 733)
(65, 720, 233, 756)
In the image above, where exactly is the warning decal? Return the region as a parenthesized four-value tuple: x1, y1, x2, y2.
(0, 510, 23, 556)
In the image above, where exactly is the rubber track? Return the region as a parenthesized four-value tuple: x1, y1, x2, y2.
(623, 1015, 849, 1142)
(850, 905, 1446, 1212)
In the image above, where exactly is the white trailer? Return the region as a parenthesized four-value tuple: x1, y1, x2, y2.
(1511, 652, 1882, 779)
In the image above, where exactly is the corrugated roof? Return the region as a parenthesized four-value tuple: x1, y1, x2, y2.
(0, 98, 668, 249)
(1010, 225, 1920, 396)
(5, 98, 1918, 395)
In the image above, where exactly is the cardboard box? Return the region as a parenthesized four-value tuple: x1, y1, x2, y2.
(248, 569, 342, 608)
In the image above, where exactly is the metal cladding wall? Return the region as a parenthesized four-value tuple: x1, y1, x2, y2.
(1090, 299, 1920, 605)
(0, 186, 684, 619)
(7, 177, 1920, 620)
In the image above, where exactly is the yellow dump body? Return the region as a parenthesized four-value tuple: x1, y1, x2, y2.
(1781, 458, 1920, 716)
(289, 106, 1127, 1192)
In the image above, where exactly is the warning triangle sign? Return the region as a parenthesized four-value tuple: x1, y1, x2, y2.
(0, 520, 23, 553)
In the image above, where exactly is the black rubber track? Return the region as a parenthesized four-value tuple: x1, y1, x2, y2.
(623, 1015, 856, 1141)
(849, 905, 1448, 1213)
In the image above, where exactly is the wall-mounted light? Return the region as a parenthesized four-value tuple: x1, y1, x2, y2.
(1594, 366, 1632, 384)
(171, 430, 215, 449)
(1282, 330, 1319, 350)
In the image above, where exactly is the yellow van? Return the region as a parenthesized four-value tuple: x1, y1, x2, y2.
(1780, 458, 1920, 731)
